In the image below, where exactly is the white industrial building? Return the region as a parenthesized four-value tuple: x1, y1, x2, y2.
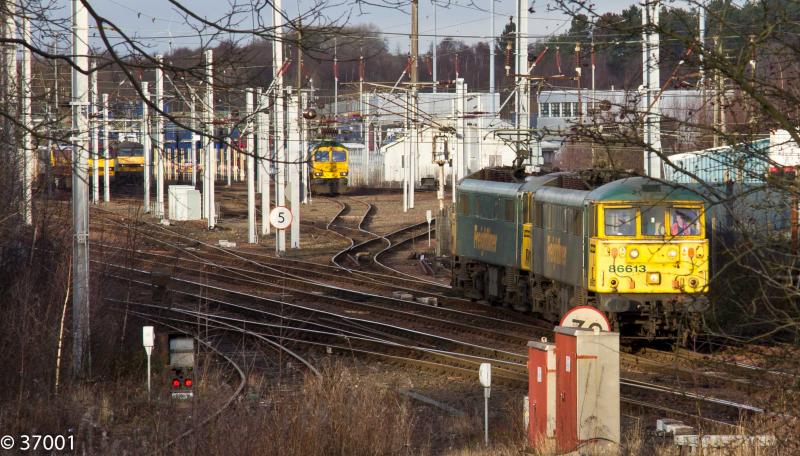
(379, 121, 519, 186)
(333, 90, 541, 187)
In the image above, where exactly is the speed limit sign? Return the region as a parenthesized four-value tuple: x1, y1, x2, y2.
(269, 206, 292, 230)
(560, 306, 611, 332)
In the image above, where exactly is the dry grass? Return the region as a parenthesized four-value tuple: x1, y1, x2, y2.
(198, 364, 418, 456)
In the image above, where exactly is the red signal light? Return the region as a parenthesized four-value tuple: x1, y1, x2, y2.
(184, 378, 193, 388)
(171, 378, 181, 389)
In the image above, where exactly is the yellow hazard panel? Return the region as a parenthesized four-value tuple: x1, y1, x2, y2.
(521, 223, 532, 271)
(588, 239, 709, 294)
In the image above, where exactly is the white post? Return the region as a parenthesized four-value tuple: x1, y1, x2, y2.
(301, 91, 309, 203)
(698, 2, 705, 96)
(275, 89, 286, 252)
(190, 94, 197, 186)
(142, 326, 154, 399)
(102, 94, 110, 202)
(245, 89, 256, 243)
(479, 363, 492, 446)
(226, 141, 231, 186)
(363, 92, 370, 187)
(516, 0, 530, 132)
(71, 0, 90, 378)
(642, 0, 663, 178)
(238, 146, 244, 182)
(91, 66, 99, 204)
(432, 1, 437, 93)
(403, 91, 409, 213)
(286, 87, 300, 248)
(455, 78, 466, 180)
(489, 0, 495, 113)
(155, 55, 165, 219)
(204, 50, 216, 228)
(257, 88, 270, 236)
(426, 209, 432, 246)
(142, 82, 151, 212)
(451, 97, 457, 204)
(21, 13, 32, 224)
(409, 89, 416, 209)
(334, 37, 338, 119)
(273, 0, 286, 252)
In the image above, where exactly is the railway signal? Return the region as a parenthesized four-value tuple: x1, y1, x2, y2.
(169, 334, 195, 400)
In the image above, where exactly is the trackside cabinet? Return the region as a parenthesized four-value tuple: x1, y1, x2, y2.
(527, 338, 556, 448)
(554, 326, 620, 453)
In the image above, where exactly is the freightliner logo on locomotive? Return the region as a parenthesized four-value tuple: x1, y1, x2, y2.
(473, 225, 498, 253)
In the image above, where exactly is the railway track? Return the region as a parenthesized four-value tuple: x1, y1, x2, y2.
(98, 256, 761, 427)
(88, 204, 768, 427)
(321, 196, 448, 291)
(91, 205, 541, 330)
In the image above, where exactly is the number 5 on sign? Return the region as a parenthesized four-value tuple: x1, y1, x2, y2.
(269, 206, 292, 230)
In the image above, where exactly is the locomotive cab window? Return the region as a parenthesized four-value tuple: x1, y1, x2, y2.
(117, 147, 140, 157)
(314, 151, 329, 162)
(670, 207, 701, 236)
(604, 207, 636, 236)
(641, 205, 667, 236)
(332, 150, 347, 162)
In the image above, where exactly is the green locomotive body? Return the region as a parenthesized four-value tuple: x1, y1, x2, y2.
(453, 168, 709, 341)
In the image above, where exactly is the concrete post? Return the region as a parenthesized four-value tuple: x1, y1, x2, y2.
(286, 87, 300, 248)
(516, 0, 530, 132)
(155, 55, 165, 219)
(257, 88, 270, 236)
(273, 0, 285, 252)
(204, 50, 215, 228)
(642, 0, 663, 178)
(91, 67, 99, 204)
(190, 95, 197, 186)
(21, 14, 32, 223)
(142, 82, 151, 212)
(455, 78, 466, 180)
(102, 94, 110, 202)
(246, 89, 256, 243)
(71, 0, 90, 378)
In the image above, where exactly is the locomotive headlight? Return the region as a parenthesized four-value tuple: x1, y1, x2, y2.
(668, 249, 677, 258)
(629, 248, 639, 259)
(688, 277, 700, 288)
(646, 272, 661, 284)
(340, 172, 348, 176)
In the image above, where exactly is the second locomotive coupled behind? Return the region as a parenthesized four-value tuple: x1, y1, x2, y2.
(452, 169, 709, 341)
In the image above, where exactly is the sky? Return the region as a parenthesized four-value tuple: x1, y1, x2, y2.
(83, 0, 645, 55)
